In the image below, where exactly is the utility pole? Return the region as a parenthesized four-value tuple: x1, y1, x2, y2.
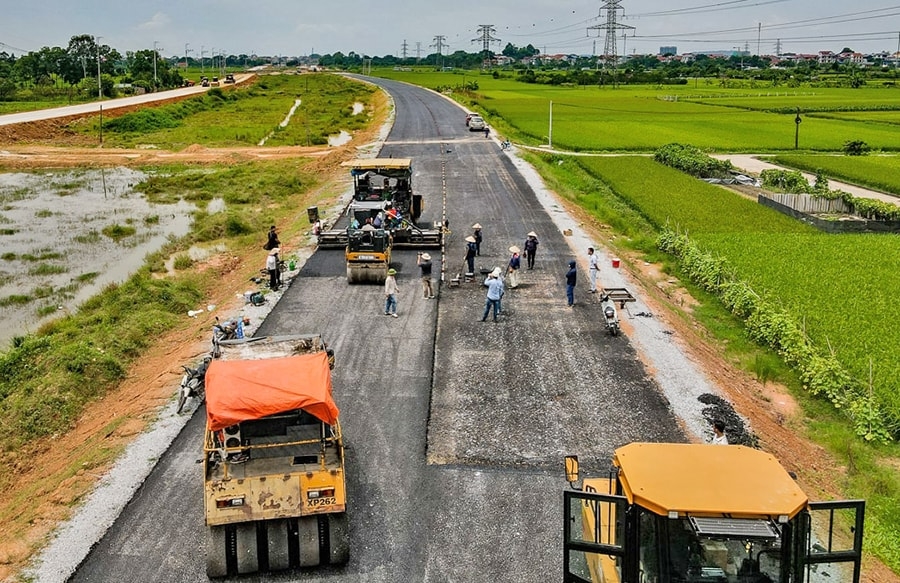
(757, 22, 761, 56)
(471, 24, 500, 68)
(184, 43, 191, 73)
(95, 36, 102, 99)
(201, 45, 206, 74)
(587, 0, 634, 75)
(431, 35, 446, 69)
(153, 41, 160, 87)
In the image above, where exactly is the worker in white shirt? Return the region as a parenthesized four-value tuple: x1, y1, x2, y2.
(588, 247, 600, 294)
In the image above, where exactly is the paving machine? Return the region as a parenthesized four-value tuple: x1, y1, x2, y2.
(564, 443, 865, 583)
(203, 335, 346, 577)
(317, 158, 443, 250)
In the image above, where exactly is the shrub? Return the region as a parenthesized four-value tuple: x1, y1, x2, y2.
(760, 169, 814, 193)
(654, 143, 733, 178)
(173, 254, 193, 270)
(102, 224, 137, 241)
(843, 140, 870, 156)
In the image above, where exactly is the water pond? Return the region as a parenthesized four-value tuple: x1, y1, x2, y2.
(0, 167, 194, 345)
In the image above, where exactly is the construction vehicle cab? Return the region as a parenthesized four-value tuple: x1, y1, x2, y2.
(344, 158, 421, 224)
(564, 443, 864, 583)
(317, 157, 442, 260)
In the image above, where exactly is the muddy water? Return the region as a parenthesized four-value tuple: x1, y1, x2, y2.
(0, 168, 194, 346)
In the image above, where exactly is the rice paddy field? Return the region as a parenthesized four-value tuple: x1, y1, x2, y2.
(568, 154, 900, 412)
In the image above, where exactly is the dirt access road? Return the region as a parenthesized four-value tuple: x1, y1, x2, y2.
(2, 80, 897, 582)
(715, 154, 900, 204)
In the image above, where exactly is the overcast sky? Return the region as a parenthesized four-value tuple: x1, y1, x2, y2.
(3, 1, 899, 59)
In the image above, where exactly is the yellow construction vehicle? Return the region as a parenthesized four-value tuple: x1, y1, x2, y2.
(345, 225, 391, 284)
(203, 335, 346, 577)
(564, 443, 865, 583)
(318, 158, 443, 251)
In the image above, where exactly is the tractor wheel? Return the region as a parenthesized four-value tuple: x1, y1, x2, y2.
(205, 525, 228, 578)
(328, 513, 350, 565)
(235, 523, 260, 574)
(298, 516, 321, 567)
(266, 519, 291, 571)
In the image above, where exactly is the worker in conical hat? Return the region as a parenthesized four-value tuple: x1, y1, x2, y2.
(465, 235, 478, 275)
(523, 232, 539, 270)
(472, 223, 483, 256)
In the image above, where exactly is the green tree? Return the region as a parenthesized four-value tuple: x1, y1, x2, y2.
(67, 34, 97, 81)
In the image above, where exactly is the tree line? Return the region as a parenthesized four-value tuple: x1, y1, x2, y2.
(0, 34, 272, 102)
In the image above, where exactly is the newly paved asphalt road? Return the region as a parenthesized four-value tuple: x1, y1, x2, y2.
(67, 77, 685, 582)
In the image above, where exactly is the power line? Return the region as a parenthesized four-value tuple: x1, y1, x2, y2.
(628, 0, 790, 18)
(0, 40, 31, 54)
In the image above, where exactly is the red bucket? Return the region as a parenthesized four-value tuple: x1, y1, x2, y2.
(612, 258, 620, 268)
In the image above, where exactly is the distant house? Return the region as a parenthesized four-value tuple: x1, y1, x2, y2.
(838, 51, 866, 66)
(818, 51, 836, 64)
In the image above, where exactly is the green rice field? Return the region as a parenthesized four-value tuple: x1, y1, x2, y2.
(568, 155, 900, 425)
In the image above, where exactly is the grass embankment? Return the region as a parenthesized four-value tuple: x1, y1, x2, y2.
(75, 73, 375, 149)
(0, 72, 375, 569)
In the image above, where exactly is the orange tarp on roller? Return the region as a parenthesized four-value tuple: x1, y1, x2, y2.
(205, 351, 338, 431)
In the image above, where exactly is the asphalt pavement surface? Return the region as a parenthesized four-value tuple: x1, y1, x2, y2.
(60, 76, 688, 582)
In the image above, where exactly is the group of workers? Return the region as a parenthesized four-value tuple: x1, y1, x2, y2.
(349, 205, 404, 231)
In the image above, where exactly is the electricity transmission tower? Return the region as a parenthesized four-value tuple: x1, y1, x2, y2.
(415, 42, 422, 62)
(587, 0, 634, 71)
(400, 39, 409, 60)
(472, 24, 500, 67)
(431, 35, 446, 68)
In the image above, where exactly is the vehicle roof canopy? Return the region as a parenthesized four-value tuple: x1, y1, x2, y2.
(614, 443, 808, 519)
(205, 351, 338, 431)
(342, 158, 412, 173)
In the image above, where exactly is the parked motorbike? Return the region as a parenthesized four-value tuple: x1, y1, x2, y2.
(599, 293, 621, 336)
(211, 316, 241, 357)
(177, 355, 211, 414)
(598, 288, 636, 337)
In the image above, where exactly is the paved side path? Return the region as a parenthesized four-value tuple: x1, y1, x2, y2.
(0, 74, 252, 127)
(716, 154, 900, 204)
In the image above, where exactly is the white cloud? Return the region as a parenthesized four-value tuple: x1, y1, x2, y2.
(138, 12, 171, 31)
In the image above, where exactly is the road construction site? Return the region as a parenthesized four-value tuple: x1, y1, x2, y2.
(29, 77, 788, 582)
